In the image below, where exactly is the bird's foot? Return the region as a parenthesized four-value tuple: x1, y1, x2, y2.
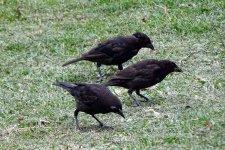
(140, 98, 149, 102)
(137, 94, 150, 102)
(74, 120, 80, 130)
(99, 125, 113, 129)
(75, 125, 80, 130)
(132, 102, 142, 107)
(96, 78, 103, 82)
(96, 75, 104, 82)
(97, 122, 113, 129)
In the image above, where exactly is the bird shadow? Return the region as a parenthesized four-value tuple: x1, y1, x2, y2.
(124, 97, 164, 107)
(78, 125, 114, 132)
(141, 99, 164, 106)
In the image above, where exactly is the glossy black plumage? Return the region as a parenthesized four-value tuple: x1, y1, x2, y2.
(53, 82, 125, 129)
(62, 32, 154, 81)
(105, 59, 182, 106)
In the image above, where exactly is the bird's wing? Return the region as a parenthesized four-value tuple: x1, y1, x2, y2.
(111, 64, 161, 80)
(78, 86, 100, 106)
(83, 44, 113, 59)
(136, 64, 161, 79)
(110, 67, 138, 80)
(83, 36, 139, 59)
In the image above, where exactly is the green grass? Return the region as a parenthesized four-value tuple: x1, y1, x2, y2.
(0, 0, 224, 149)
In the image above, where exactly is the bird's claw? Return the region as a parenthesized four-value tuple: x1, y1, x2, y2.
(97, 74, 104, 82)
(99, 125, 113, 129)
(132, 103, 142, 107)
(140, 99, 149, 102)
(96, 78, 103, 82)
(75, 125, 80, 130)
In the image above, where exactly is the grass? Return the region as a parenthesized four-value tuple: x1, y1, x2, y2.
(0, 0, 224, 149)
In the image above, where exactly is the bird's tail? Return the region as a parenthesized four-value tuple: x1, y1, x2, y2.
(62, 57, 84, 67)
(53, 82, 78, 89)
(103, 80, 118, 86)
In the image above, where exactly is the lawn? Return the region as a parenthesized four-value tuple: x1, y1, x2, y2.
(0, 0, 225, 149)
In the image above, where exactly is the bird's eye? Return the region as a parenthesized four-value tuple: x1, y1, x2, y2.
(110, 106, 117, 110)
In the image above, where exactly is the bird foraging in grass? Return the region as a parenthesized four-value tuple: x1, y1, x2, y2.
(62, 32, 154, 81)
(104, 59, 182, 106)
(53, 82, 125, 129)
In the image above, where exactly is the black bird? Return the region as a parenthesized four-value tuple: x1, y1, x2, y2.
(105, 59, 182, 106)
(53, 82, 125, 129)
(62, 32, 154, 81)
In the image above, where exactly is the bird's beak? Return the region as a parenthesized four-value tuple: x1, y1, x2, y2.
(174, 67, 182, 72)
(146, 43, 155, 50)
(117, 109, 125, 118)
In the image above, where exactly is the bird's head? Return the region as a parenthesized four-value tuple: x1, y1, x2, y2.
(53, 82, 78, 91)
(133, 32, 154, 50)
(110, 106, 125, 118)
(161, 60, 182, 73)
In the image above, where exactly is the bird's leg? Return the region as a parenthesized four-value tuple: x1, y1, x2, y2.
(118, 64, 123, 70)
(136, 89, 149, 102)
(74, 109, 80, 130)
(96, 63, 103, 82)
(91, 114, 104, 127)
(128, 89, 141, 107)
